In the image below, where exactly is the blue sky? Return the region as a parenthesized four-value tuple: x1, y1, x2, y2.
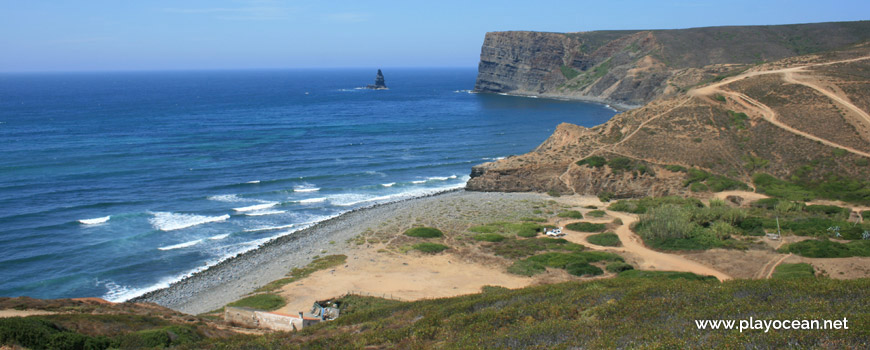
(1, 0, 868, 72)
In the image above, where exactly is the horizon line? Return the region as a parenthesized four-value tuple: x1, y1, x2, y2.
(0, 66, 479, 74)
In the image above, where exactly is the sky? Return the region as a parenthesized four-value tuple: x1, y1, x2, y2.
(1, 0, 868, 72)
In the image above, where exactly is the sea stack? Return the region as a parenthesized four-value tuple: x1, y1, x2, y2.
(366, 69, 388, 90)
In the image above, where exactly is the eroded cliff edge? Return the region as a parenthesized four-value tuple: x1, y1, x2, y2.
(473, 21, 870, 108)
(468, 38, 870, 200)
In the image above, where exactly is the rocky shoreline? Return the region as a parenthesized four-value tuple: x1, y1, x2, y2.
(131, 189, 463, 315)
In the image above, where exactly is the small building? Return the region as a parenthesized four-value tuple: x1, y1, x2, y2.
(225, 306, 322, 331)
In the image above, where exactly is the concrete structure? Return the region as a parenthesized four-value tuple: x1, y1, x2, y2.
(225, 306, 321, 331)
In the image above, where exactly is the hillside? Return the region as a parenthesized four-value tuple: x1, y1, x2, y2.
(474, 21, 870, 108)
(468, 42, 870, 204)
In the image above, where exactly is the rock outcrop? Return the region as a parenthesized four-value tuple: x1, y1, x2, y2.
(474, 21, 870, 108)
(468, 41, 870, 198)
(366, 69, 388, 90)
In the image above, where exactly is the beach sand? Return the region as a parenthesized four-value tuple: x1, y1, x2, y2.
(133, 190, 561, 315)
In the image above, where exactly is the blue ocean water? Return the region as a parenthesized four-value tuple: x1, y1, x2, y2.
(0, 68, 615, 302)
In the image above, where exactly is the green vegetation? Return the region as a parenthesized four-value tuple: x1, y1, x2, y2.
(605, 261, 634, 273)
(608, 196, 703, 214)
(565, 222, 606, 232)
(258, 255, 347, 292)
(547, 190, 561, 197)
(780, 239, 870, 258)
(470, 222, 543, 238)
(0, 316, 204, 350)
(616, 270, 718, 281)
(412, 242, 449, 253)
(200, 277, 870, 349)
(228, 294, 286, 311)
(713, 94, 727, 102)
(560, 65, 580, 80)
(587, 232, 621, 246)
(771, 263, 815, 279)
(489, 237, 585, 260)
(664, 164, 687, 172)
(586, 210, 606, 218)
(597, 191, 614, 202)
(557, 210, 583, 218)
(473, 233, 506, 242)
(576, 156, 607, 168)
(727, 110, 749, 129)
(682, 168, 748, 192)
(753, 172, 870, 205)
(509, 251, 622, 277)
(634, 203, 753, 251)
(404, 227, 444, 238)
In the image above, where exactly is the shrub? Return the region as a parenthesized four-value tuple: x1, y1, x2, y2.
(558, 210, 583, 219)
(587, 210, 606, 218)
(258, 254, 348, 291)
(727, 110, 749, 129)
(805, 204, 849, 217)
(560, 65, 580, 80)
(412, 242, 449, 253)
(606, 262, 634, 273)
(684, 168, 711, 186)
(608, 196, 704, 214)
(587, 232, 621, 246)
(771, 263, 815, 279)
(690, 182, 709, 192)
(228, 294, 286, 311)
(617, 270, 718, 281)
(713, 94, 726, 102)
(490, 237, 585, 259)
(576, 156, 607, 168)
(547, 190, 561, 197)
(753, 173, 814, 201)
(474, 233, 506, 242)
(597, 191, 614, 202)
(405, 227, 444, 238)
(780, 239, 870, 258)
(565, 222, 606, 232)
(751, 198, 781, 210)
(507, 260, 546, 276)
(566, 263, 603, 277)
(664, 164, 687, 172)
(607, 157, 634, 172)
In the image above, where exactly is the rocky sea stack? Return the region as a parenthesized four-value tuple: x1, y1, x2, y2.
(366, 69, 388, 90)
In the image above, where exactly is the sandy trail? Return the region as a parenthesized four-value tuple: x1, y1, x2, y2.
(558, 208, 731, 281)
(0, 309, 57, 318)
(690, 55, 870, 158)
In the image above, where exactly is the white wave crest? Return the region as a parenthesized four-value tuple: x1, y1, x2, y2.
(244, 223, 295, 233)
(331, 177, 469, 207)
(293, 185, 320, 192)
(245, 210, 286, 216)
(246, 180, 261, 184)
(149, 212, 230, 231)
(208, 194, 244, 202)
(158, 239, 203, 251)
(79, 216, 110, 225)
(382, 182, 395, 187)
(233, 202, 279, 212)
(299, 197, 327, 204)
(209, 234, 230, 240)
(411, 180, 426, 184)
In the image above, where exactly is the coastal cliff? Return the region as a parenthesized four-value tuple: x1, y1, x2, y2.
(469, 36, 870, 201)
(474, 21, 870, 108)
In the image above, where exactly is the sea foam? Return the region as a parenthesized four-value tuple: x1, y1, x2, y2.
(158, 239, 203, 251)
(79, 216, 110, 225)
(298, 197, 327, 204)
(149, 212, 230, 231)
(233, 202, 279, 212)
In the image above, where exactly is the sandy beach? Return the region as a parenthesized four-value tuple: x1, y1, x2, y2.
(133, 190, 556, 315)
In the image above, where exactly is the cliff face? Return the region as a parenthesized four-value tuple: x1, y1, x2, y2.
(473, 21, 870, 108)
(468, 42, 870, 197)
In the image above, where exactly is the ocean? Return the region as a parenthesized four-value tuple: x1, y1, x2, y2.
(0, 68, 615, 302)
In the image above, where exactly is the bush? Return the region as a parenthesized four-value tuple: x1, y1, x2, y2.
(587, 232, 621, 246)
(565, 222, 606, 232)
(606, 262, 634, 273)
(805, 204, 849, 217)
(547, 190, 561, 197)
(753, 173, 814, 201)
(566, 263, 603, 277)
(780, 239, 870, 258)
(587, 210, 606, 218)
(607, 196, 703, 214)
(664, 164, 688, 172)
(405, 227, 444, 238)
(474, 233, 506, 242)
(558, 210, 583, 219)
(258, 254, 348, 291)
(412, 242, 449, 253)
(607, 157, 634, 172)
(490, 237, 585, 259)
(771, 263, 815, 279)
(617, 270, 718, 281)
(690, 182, 709, 192)
(228, 294, 286, 311)
(576, 156, 607, 168)
(507, 260, 546, 276)
(597, 191, 614, 202)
